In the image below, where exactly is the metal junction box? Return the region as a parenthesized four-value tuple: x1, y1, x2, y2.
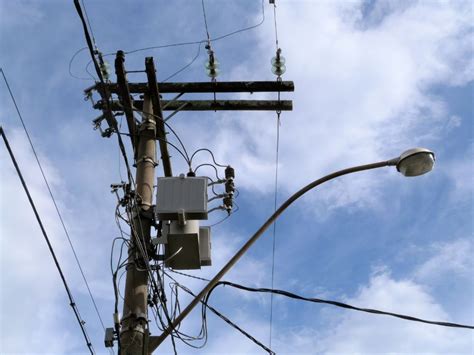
(155, 176, 208, 221)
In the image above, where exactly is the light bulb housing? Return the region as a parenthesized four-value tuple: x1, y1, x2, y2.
(396, 148, 435, 177)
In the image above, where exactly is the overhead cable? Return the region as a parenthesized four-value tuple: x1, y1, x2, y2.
(208, 281, 474, 330)
(1, 126, 95, 355)
(0, 69, 110, 340)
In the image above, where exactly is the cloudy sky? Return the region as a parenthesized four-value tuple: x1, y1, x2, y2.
(1, 0, 473, 354)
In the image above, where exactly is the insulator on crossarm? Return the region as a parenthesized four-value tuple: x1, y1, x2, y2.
(205, 48, 219, 79)
(271, 48, 286, 76)
(100, 61, 111, 81)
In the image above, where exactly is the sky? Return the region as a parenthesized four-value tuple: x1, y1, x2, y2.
(0, 0, 473, 354)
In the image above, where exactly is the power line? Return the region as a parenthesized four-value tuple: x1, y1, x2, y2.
(0, 69, 110, 341)
(269, 1, 283, 344)
(201, 0, 211, 42)
(118, 0, 265, 56)
(0, 126, 95, 355)
(268, 112, 281, 348)
(81, 0, 96, 45)
(71, 0, 265, 82)
(208, 281, 474, 330)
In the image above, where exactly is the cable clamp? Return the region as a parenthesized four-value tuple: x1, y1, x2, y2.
(136, 156, 157, 167)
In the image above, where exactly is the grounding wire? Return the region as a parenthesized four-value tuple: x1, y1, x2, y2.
(208, 281, 474, 330)
(0, 68, 109, 334)
(1, 127, 95, 355)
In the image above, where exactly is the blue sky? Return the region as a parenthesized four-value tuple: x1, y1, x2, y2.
(1, 0, 473, 354)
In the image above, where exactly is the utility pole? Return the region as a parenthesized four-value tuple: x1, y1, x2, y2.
(85, 51, 294, 354)
(119, 94, 155, 355)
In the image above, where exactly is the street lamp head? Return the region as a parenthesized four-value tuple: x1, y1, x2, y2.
(396, 148, 435, 177)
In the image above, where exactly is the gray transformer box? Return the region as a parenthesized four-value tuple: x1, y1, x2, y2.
(155, 176, 208, 221)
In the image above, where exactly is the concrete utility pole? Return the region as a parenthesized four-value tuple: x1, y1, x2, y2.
(120, 94, 156, 355)
(85, 51, 294, 354)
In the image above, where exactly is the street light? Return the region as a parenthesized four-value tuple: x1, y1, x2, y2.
(395, 148, 435, 177)
(150, 148, 436, 350)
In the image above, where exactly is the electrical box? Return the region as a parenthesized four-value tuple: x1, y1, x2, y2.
(104, 328, 114, 348)
(199, 227, 211, 266)
(155, 176, 208, 221)
(164, 221, 212, 270)
(166, 232, 201, 270)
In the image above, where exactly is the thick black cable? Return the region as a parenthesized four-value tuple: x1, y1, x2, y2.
(1, 126, 95, 355)
(81, 0, 96, 44)
(208, 281, 474, 330)
(75, 0, 134, 187)
(0, 68, 109, 334)
(73, 0, 103, 84)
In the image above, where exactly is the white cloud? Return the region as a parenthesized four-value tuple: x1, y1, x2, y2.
(0, 129, 81, 353)
(414, 239, 473, 283)
(173, 0, 474, 214)
(268, 272, 472, 354)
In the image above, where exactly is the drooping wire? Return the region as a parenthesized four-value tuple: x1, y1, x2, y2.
(190, 148, 227, 168)
(1, 127, 95, 355)
(114, 0, 265, 56)
(0, 68, 110, 341)
(162, 42, 203, 82)
(208, 281, 474, 330)
(69, 47, 93, 80)
(164, 271, 275, 354)
(72, 0, 266, 82)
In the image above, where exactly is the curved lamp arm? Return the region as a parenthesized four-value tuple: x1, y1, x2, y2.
(151, 151, 434, 351)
